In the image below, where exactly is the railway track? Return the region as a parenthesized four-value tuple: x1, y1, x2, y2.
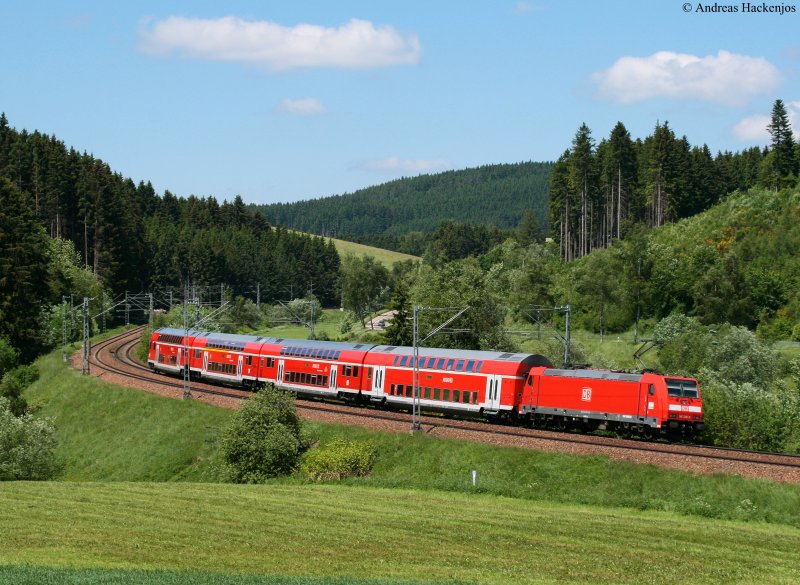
(86, 327, 800, 483)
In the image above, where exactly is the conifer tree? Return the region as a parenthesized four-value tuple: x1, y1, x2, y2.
(766, 99, 797, 189)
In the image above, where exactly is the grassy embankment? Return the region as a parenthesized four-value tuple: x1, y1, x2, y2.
(7, 340, 800, 584)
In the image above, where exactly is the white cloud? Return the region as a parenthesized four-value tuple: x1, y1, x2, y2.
(138, 16, 422, 70)
(594, 50, 782, 105)
(280, 98, 326, 116)
(515, 2, 544, 13)
(360, 157, 451, 174)
(733, 100, 800, 142)
(732, 115, 771, 142)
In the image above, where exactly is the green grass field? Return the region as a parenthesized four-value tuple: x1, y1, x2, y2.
(288, 229, 418, 268)
(1, 482, 799, 585)
(329, 237, 418, 268)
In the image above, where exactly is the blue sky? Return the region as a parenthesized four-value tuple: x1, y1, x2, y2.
(2, 1, 799, 204)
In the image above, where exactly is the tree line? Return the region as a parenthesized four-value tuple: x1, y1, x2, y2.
(550, 100, 799, 261)
(253, 162, 552, 255)
(0, 113, 339, 360)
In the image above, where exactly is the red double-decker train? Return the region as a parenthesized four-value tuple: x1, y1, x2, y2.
(148, 328, 704, 438)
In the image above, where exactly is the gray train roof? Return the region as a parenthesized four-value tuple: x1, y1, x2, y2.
(156, 328, 275, 345)
(371, 344, 552, 367)
(155, 328, 375, 352)
(542, 368, 643, 382)
(270, 338, 377, 352)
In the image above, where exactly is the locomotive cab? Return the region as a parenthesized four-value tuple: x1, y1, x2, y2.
(664, 377, 704, 435)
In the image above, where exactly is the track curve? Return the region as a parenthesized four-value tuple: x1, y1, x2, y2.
(83, 327, 800, 483)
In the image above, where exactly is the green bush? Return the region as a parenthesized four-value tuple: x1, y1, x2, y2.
(700, 377, 800, 452)
(0, 397, 62, 480)
(0, 364, 38, 416)
(221, 385, 307, 483)
(300, 438, 376, 481)
(0, 337, 18, 379)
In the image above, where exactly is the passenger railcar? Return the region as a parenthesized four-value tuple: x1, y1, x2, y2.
(147, 328, 704, 438)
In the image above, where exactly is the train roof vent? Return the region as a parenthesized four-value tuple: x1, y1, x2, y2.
(498, 353, 514, 360)
(384, 346, 397, 352)
(353, 344, 364, 349)
(275, 338, 284, 342)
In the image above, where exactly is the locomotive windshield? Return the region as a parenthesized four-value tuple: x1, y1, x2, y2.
(666, 379, 699, 398)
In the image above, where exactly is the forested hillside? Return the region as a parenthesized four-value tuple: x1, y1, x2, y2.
(0, 114, 339, 359)
(550, 100, 799, 261)
(254, 162, 552, 253)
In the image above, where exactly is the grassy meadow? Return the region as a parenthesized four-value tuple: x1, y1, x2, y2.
(2, 482, 799, 585)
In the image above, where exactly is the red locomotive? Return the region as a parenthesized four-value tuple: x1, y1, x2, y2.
(148, 328, 704, 438)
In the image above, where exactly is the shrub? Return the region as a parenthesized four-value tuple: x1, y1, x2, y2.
(0, 337, 18, 379)
(0, 364, 38, 416)
(700, 377, 800, 452)
(0, 397, 62, 480)
(221, 385, 307, 483)
(300, 438, 376, 481)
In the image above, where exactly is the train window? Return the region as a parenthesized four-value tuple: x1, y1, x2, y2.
(424, 387, 431, 399)
(246, 356, 252, 366)
(475, 361, 483, 373)
(269, 358, 275, 368)
(456, 360, 465, 371)
(150, 342, 155, 350)
(446, 359, 455, 371)
(434, 388, 441, 400)
(393, 356, 399, 366)
(666, 380, 682, 397)
(649, 384, 655, 396)
(436, 358, 445, 369)
(466, 360, 475, 372)
(353, 366, 359, 377)
(453, 390, 460, 403)
(667, 379, 698, 398)
(390, 384, 396, 395)
(462, 391, 471, 404)
(367, 367, 373, 380)
(400, 356, 409, 367)
(193, 349, 201, 358)
(443, 389, 451, 401)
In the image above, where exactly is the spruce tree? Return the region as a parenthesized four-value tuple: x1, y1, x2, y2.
(766, 99, 797, 189)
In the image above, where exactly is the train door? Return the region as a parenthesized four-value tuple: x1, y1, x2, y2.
(155, 344, 161, 364)
(237, 355, 243, 380)
(372, 366, 386, 398)
(485, 375, 501, 410)
(638, 383, 657, 418)
(329, 365, 338, 391)
(202, 351, 209, 375)
(277, 360, 285, 385)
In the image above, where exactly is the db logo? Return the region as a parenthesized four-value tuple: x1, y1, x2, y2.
(581, 387, 592, 402)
